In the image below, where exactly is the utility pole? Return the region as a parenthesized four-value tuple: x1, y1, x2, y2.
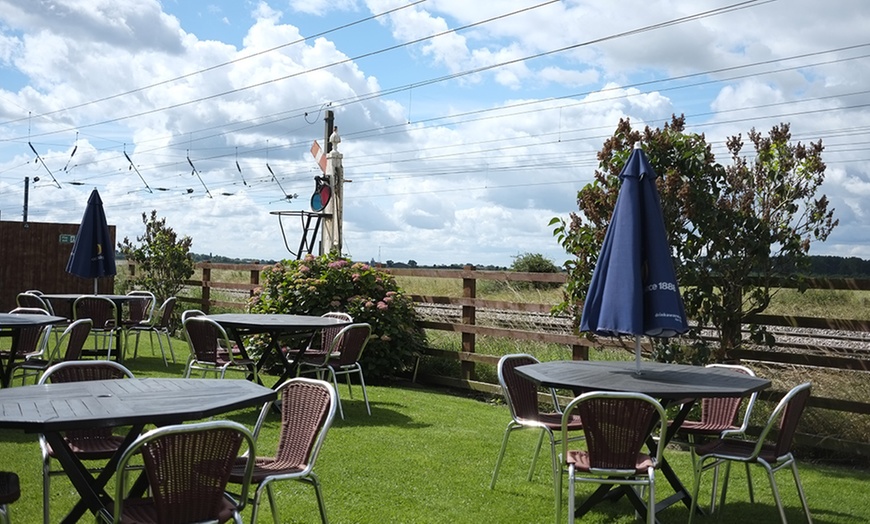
(23, 176, 30, 228)
(321, 110, 344, 255)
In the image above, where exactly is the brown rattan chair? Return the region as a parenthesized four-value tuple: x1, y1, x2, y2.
(15, 292, 54, 315)
(286, 312, 353, 362)
(110, 420, 255, 524)
(9, 318, 92, 386)
(676, 363, 759, 512)
(128, 296, 176, 366)
(183, 316, 257, 381)
(0, 471, 20, 524)
(556, 391, 667, 524)
(298, 323, 372, 419)
(228, 377, 337, 524)
(38, 360, 135, 524)
(689, 382, 813, 524)
(73, 295, 120, 360)
(490, 354, 583, 490)
(3, 307, 52, 366)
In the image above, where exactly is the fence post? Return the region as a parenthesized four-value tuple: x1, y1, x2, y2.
(572, 343, 588, 361)
(249, 266, 260, 299)
(201, 264, 211, 314)
(461, 265, 476, 381)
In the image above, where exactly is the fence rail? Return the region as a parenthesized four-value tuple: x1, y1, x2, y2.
(154, 262, 870, 457)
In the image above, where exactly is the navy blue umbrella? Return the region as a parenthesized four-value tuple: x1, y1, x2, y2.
(66, 188, 116, 293)
(579, 146, 688, 373)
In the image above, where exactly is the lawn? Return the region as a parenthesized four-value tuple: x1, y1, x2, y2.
(2, 336, 869, 523)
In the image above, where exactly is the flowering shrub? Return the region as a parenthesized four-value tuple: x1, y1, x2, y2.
(249, 254, 426, 381)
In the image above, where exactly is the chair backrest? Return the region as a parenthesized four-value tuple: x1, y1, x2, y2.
(325, 323, 372, 366)
(314, 312, 352, 349)
(699, 364, 759, 433)
(16, 292, 54, 315)
(39, 360, 134, 384)
(155, 296, 177, 328)
(183, 316, 231, 362)
(8, 308, 51, 357)
(55, 318, 93, 361)
(563, 391, 667, 472)
(497, 353, 544, 422)
(114, 420, 255, 524)
(125, 291, 155, 323)
(754, 382, 812, 459)
(73, 295, 117, 328)
(254, 378, 337, 475)
(180, 307, 204, 324)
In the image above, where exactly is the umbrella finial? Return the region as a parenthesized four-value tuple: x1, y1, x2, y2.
(633, 142, 642, 150)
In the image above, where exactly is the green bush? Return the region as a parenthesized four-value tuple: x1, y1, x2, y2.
(249, 254, 426, 381)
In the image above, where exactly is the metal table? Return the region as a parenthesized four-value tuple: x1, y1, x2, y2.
(0, 377, 275, 523)
(516, 360, 771, 521)
(0, 313, 66, 387)
(206, 313, 351, 389)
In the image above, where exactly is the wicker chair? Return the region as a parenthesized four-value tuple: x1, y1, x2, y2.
(73, 295, 120, 360)
(298, 323, 372, 419)
(15, 292, 54, 315)
(490, 354, 583, 490)
(676, 363, 760, 512)
(228, 377, 337, 524)
(3, 307, 52, 370)
(128, 296, 176, 366)
(556, 391, 667, 524)
(689, 382, 813, 524)
(287, 312, 352, 363)
(109, 420, 255, 524)
(38, 360, 135, 524)
(182, 316, 257, 381)
(0, 472, 20, 524)
(9, 318, 92, 386)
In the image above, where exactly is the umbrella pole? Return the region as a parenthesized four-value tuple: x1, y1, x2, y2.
(93, 278, 98, 294)
(635, 335, 642, 375)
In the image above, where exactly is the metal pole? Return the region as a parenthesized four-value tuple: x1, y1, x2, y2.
(23, 176, 29, 227)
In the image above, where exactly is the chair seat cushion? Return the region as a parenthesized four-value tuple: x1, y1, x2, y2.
(538, 412, 583, 431)
(0, 471, 20, 504)
(229, 456, 306, 484)
(566, 449, 654, 474)
(47, 435, 126, 460)
(678, 420, 740, 436)
(120, 496, 239, 523)
(695, 438, 782, 464)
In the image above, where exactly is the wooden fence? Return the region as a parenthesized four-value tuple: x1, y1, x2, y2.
(162, 262, 870, 458)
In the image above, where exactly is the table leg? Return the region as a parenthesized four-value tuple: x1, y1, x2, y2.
(226, 329, 265, 385)
(0, 330, 19, 387)
(45, 423, 145, 524)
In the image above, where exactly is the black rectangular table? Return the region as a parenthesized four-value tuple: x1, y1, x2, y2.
(206, 313, 351, 389)
(515, 360, 771, 521)
(0, 312, 67, 387)
(0, 377, 276, 523)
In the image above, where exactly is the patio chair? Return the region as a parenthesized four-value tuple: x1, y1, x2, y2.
(285, 312, 353, 363)
(109, 420, 255, 524)
(9, 318, 92, 386)
(38, 360, 135, 524)
(128, 296, 176, 366)
(490, 354, 583, 490)
(298, 323, 372, 419)
(15, 292, 54, 315)
(182, 316, 257, 381)
(121, 291, 155, 345)
(3, 307, 52, 365)
(675, 363, 760, 512)
(689, 382, 813, 524)
(0, 471, 19, 524)
(73, 295, 120, 360)
(555, 391, 667, 524)
(228, 377, 337, 524)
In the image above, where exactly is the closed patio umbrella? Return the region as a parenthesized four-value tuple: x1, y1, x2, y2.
(66, 188, 116, 294)
(579, 145, 688, 374)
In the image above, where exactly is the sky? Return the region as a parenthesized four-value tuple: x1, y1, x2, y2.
(0, 0, 868, 267)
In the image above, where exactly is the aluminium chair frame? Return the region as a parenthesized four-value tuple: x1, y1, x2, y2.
(9, 318, 93, 386)
(490, 353, 583, 491)
(129, 296, 176, 366)
(107, 420, 256, 524)
(233, 377, 338, 524)
(73, 295, 120, 361)
(689, 381, 813, 524)
(182, 315, 258, 381)
(297, 322, 372, 420)
(556, 391, 668, 524)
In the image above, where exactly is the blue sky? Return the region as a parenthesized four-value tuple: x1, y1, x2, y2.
(0, 0, 869, 266)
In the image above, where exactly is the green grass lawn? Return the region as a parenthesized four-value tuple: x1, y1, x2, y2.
(2, 335, 869, 523)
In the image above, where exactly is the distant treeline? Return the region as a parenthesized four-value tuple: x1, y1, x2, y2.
(182, 254, 869, 277)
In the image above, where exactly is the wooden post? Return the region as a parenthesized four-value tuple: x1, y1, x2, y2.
(249, 267, 260, 299)
(461, 264, 476, 381)
(201, 265, 211, 314)
(572, 344, 588, 361)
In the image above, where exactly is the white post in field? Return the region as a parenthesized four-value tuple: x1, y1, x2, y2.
(322, 128, 343, 255)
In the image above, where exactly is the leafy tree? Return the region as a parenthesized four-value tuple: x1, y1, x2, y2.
(553, 116, 837, 362)
(250, 253, 426, 381)
(118, 210, 195, 304)
(510, 252, 561, 290)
